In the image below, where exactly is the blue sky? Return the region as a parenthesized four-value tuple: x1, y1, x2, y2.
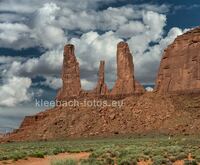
(0, 0, 200, 132)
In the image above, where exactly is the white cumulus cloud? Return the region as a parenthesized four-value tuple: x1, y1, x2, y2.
(145, 87, 154, 92)
(43, 76, 62, 90)
(0, 1, 190, 98)
(0, 77, 32, 107)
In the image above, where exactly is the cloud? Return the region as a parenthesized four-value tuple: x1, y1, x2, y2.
(5, 47, 63, 77)
(145, 87, 154, 92)
(0, 56, 25, 64)
(0, 2, 171, 49)
(159, 27, 190, 50)
(132, 27, 187, 84)
(0, 1, 189, 103)
(42, 76, 62, 90)
(131, 4, 170, 14)
(116, 21, 146, 38)
(1, 2, 186, 90)
(70, 31, 122, 87)
(0, 76, 32, 107)
(0, 3, 66, 49)
(0, 103, 43, 131)
(32, 3, 66, 49)
(0, 23, 32, 48)
(0, 13, 27, 23)
(0, 0, 123, 13)
(81, 79, 96, 90)
(3, 30, 121, 89)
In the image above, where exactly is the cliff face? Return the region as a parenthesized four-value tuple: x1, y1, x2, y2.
(111, 42, 136, 95)
(155, 27, 200, 93)
(111, 42, 145, 95)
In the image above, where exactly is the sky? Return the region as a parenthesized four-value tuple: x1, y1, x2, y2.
(0, 0, 200, 132)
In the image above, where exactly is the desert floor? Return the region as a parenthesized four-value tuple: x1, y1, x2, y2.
(0, 136, 200, 165)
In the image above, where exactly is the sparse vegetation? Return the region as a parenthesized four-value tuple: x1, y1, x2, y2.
(1, 136, 200, 164)
(51, 159, 78, 165)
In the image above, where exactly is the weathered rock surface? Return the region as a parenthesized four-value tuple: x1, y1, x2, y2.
(111, 42, 144, 95)
(93, 61, 109, 96)
(155, 27, 200, 93)
(0, 133, 4, 139)
(135, 81, 146, 94)
(56, 44, 81, 100)
(3, 93, 200, 142)
(56, 42, 144, 100)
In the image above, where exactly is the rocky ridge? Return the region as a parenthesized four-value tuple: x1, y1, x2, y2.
(4, 93, 200, 141)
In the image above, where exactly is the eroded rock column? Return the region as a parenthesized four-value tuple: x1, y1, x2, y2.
(57, 44, 81, 100)
(94, 61, 109, 96)
(111, 42, 135, 95)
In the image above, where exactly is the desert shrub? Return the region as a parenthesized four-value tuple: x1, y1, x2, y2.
(138, 154, 150, 161)
(10, 152, 27, 161)
(11, 154, 24, 161)
(152, 155, 169, 165)
(194, 155, 200, 162)
(117, 157, 137, 165)
(143, 150, 151, 155)
(0, 156, 8, 161)
(80, 158, 104, 165)
(51, 159, 78, 165)
(167, 146, 183, 155)
(52, 147, 65, 155)
(1, 136, 200, 164)
(184, 160, 198, 165)
(30, 151, 45, 158)
(104, 157, 115, 165)
(174, 152, 188, 161)
(168, 155, 176, 162)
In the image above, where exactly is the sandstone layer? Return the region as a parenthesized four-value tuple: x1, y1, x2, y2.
(155, 27, 200, 93)
(57, 42, 144, 100)
(111, 42, 144, 96)
(3, 93, 200, 142)
(56, 44, 81, 100)
(93, 61, 109, 96)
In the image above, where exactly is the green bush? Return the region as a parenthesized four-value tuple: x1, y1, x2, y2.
(51, 159, 78, 165)
(117, 158, 137, 165)
(1, 136, 200, 165)
(175, 152, 188, 161)
(10, 152, 27, 161)
(152, 155, 169, 165)
(184, 160, 198, 165)
(80, 158, 104, 165)
(30, 151, 45, 158)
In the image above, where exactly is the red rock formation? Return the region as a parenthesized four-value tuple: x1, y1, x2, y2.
(135, 81, 145, 94)
(4, 93, 200, 142)
(6, 35, 200, 142)
(111, 41, 144, 95)
(93, 61, 109, 96)
(57, 44, 81, 100)
(56, 42, 144, 100)
(155, 27, 200, 93)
